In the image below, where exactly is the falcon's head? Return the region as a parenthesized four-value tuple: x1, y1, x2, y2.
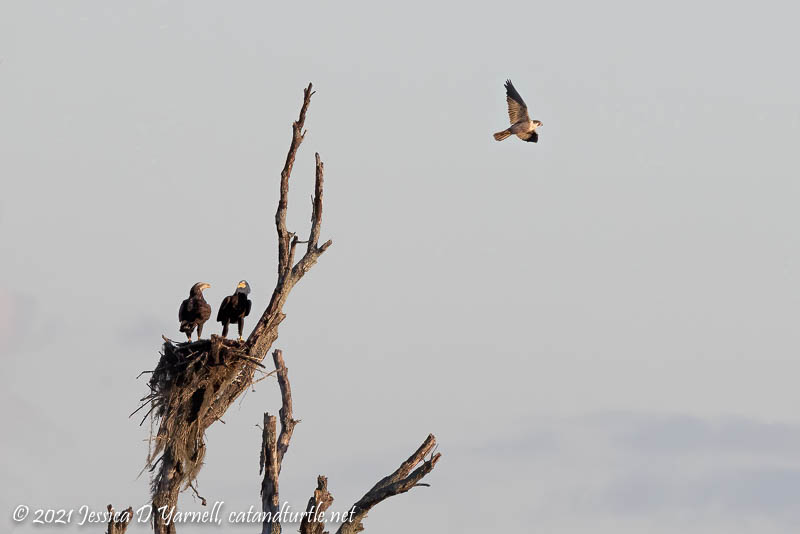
(533, 120, 543, 129)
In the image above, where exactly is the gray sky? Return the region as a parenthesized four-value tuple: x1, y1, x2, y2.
(2, 1, 800, 532)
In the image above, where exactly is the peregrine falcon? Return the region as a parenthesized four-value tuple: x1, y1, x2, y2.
(493, 79, 543, 143)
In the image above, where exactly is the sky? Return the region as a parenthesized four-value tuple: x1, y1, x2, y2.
(1, 1, 800, 532)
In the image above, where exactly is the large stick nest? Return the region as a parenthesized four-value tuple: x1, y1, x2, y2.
(137, 336, 266, 495)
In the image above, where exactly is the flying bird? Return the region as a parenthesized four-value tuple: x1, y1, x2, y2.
(216, 280, 252, 342)
(493, 79, 542, 143)
(178, 282, 212, 342)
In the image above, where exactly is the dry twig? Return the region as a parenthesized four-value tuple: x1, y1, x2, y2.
(104, 505, 133, 534)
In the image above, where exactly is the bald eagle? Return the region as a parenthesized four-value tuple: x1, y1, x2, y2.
(217, 280, 252, 341)
(178, 282, 212, 342)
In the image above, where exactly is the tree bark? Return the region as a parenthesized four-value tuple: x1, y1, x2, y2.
(299, 476, 334, 534)
(259, 349, 298, 534)
(105, 505, 133, 534)
(259, 349, 440, 534)
(260, 414, 280, 534)
(336, 435, 441, 534)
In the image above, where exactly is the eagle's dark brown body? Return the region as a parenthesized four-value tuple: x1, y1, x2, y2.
(217, 280, 252, 341)
(178, 282, 211, 341)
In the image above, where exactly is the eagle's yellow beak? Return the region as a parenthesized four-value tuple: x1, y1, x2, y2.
(237, 282, 247, 289)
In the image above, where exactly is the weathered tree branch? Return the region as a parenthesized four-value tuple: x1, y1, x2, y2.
(245, 83, 325, 356)
(308, 153, 325, 253)
(257, 353, 440, 534)
(260, 350, 441, 534)
(275, 84, 314, 279)
(293, 152, 332, 279)
(336, 435, 441, 534)
(207, 82, 330, 420)
(260, 349, 299, 534)
(273, 349, 297, 467)
(260, 414, 280, 534)
(104, 505, 133, 534)
(299, 476, 334, 534)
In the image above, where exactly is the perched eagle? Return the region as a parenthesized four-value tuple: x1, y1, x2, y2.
(217, 280, 252, 342)
(493, 79, 543, 143)
(178, 282, 211, 342)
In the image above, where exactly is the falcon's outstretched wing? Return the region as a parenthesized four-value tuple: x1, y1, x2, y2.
(519, 130, 538, 143)
(505, 80, 530, 125)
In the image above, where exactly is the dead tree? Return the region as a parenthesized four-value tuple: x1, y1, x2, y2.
(261, 350, 441, 534)
(125, 83, 439, 534)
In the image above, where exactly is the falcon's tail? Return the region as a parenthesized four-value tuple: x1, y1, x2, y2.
(493, 129, 512, 141)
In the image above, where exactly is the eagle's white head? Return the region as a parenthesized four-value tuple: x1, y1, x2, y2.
(235, 280, 251, 295)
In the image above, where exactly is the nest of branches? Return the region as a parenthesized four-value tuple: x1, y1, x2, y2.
(136, 336, 269, 495)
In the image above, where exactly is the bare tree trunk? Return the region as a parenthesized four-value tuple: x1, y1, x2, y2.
(259, 350, 297, 534)
(152, 466, 181, 534)
(261, 413, 281, 534)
